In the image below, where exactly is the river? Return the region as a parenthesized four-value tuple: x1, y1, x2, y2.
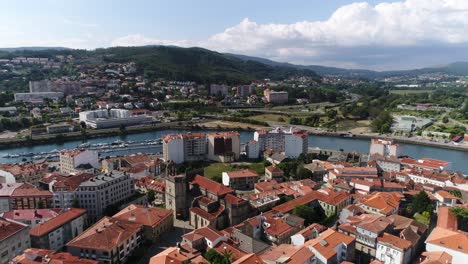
(0, 130, 466, 173)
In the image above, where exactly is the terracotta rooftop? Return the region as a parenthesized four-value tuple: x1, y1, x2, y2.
(426, 227, 468, 254)
(11, 183, 52, 197)
(41, 172, 95, 191)
(112, 204, 172, 228)
(183, 226, 225, 243)
(226, 169, 259, 179)
(1, 208, 61, 221)
(191, 175, 234, 196)
(66, 216, 142, 251)
(224, 193, 247, 205)
(190, 205, 225, 222)
(11, 248, 98, 264)
(265, 165, 284, 174)
(232, 253, 265, 264)
(305, 228, 354, 260)
(377, 233, 412, 250)
(30, 208, 87, 237)
(359, 192, 402, 215)
(213, 241, 247, 261)
(149, 247, 190, 264)
(0, 217, 28, 241)
(420, 251, 453, 264)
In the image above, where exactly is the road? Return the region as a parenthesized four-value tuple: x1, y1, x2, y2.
(137, 219, 193, 264)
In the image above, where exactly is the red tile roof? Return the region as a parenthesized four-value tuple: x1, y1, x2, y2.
(183, 226, 225, 243)
(305, 229, 354, 260)
(11, 183, 52, 197)
(191, 175, 234, 196)
(112, 204, 172, 228)
(66, 217, 142, 251)
(30, 208, 86, 237)
(1, 208, 61, 221)
(0, 217, 28, 241)
(213, 242, 247, 261)
(226, 169, 259, 179)
(426, 227, 468, 254)
(232, 253, 265, 264)
(377, 233, 412, 250)
(11, 248, 98, 264)
(359, 192, 402, 215)
(190, 205, 225, 222)
(224, 194, 246, 205)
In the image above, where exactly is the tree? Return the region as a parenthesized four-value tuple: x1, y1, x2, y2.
(293, 205, 326, 225)
(204, 248, 231, 264)
(37, 199, 45, 209)
(412, 191, 432, 213)
(295, 166, 313, 180)
(370, 111, 393, 133)
(147, 190, 155, 204)
(450, 190, 462, 198)
(442, 116, 449, 123)
(72, 197, 80, 208)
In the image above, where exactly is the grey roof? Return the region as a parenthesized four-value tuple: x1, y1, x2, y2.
(79, 171, 127, 187)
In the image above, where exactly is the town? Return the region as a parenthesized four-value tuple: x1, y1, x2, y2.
(1, 1, 468, 263)
(0, 124, 466, 264)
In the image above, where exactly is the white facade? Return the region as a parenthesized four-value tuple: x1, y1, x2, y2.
(79, 109, 152, 129)
(426, 241, 465, 264)
(254, 127, 308, 158)
(284, 134, 306, 158)
(246, 141, 260, 159)
(163, 136, 184, 163)
(376, 242, 411, 264)
(0, 170, 16, 183)
(407, 173, 447, 187)
(60, 150, 99, 174)
(14, 92, 64, 102)
(370, 139, 401, 157)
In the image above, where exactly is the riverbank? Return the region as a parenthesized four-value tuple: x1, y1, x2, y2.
(307, 130, 468, 152)
(0, 120, 255, 149)
(0, 119, 466, 153)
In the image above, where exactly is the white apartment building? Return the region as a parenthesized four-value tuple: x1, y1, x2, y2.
(285, 132, 308, 158)
(163, 134, 184, 163)
(254, 127, 308, 158)
(14, 92, 64, 103)
(246, 140, 260, 159)
(163, 132, 240, 163)
(369, 139, 401, 157)
(75, 171, 134, 221)
(59, 149, 99, 174)
(79, 109, 152, 129)
(206, 132, 240, 162)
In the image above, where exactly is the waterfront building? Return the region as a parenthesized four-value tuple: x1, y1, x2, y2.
(79, 109, 152, 129)
(370, 139, 402, 157)
(253, 127, 308, 158)
(206, 132, 241, 162)
(59, 149, 99, 174)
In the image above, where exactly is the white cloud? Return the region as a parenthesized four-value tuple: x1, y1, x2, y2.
(111, 34, 192, 48)
(110, 0, 468, 69)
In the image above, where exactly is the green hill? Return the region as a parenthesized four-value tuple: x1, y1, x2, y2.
(94, 46, 319, 84)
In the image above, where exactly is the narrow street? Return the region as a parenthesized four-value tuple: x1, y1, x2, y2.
(137, 219, 194, 264)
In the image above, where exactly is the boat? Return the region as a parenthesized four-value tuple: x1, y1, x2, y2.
(78, 143, 90, 148)
(2, 154, 10, 158)
(112, 140, 125, 145)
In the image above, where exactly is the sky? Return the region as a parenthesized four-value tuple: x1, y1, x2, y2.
(2, 0, 468, 70)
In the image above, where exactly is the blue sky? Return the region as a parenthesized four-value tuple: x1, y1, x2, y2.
(2, 0, 468, 70)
